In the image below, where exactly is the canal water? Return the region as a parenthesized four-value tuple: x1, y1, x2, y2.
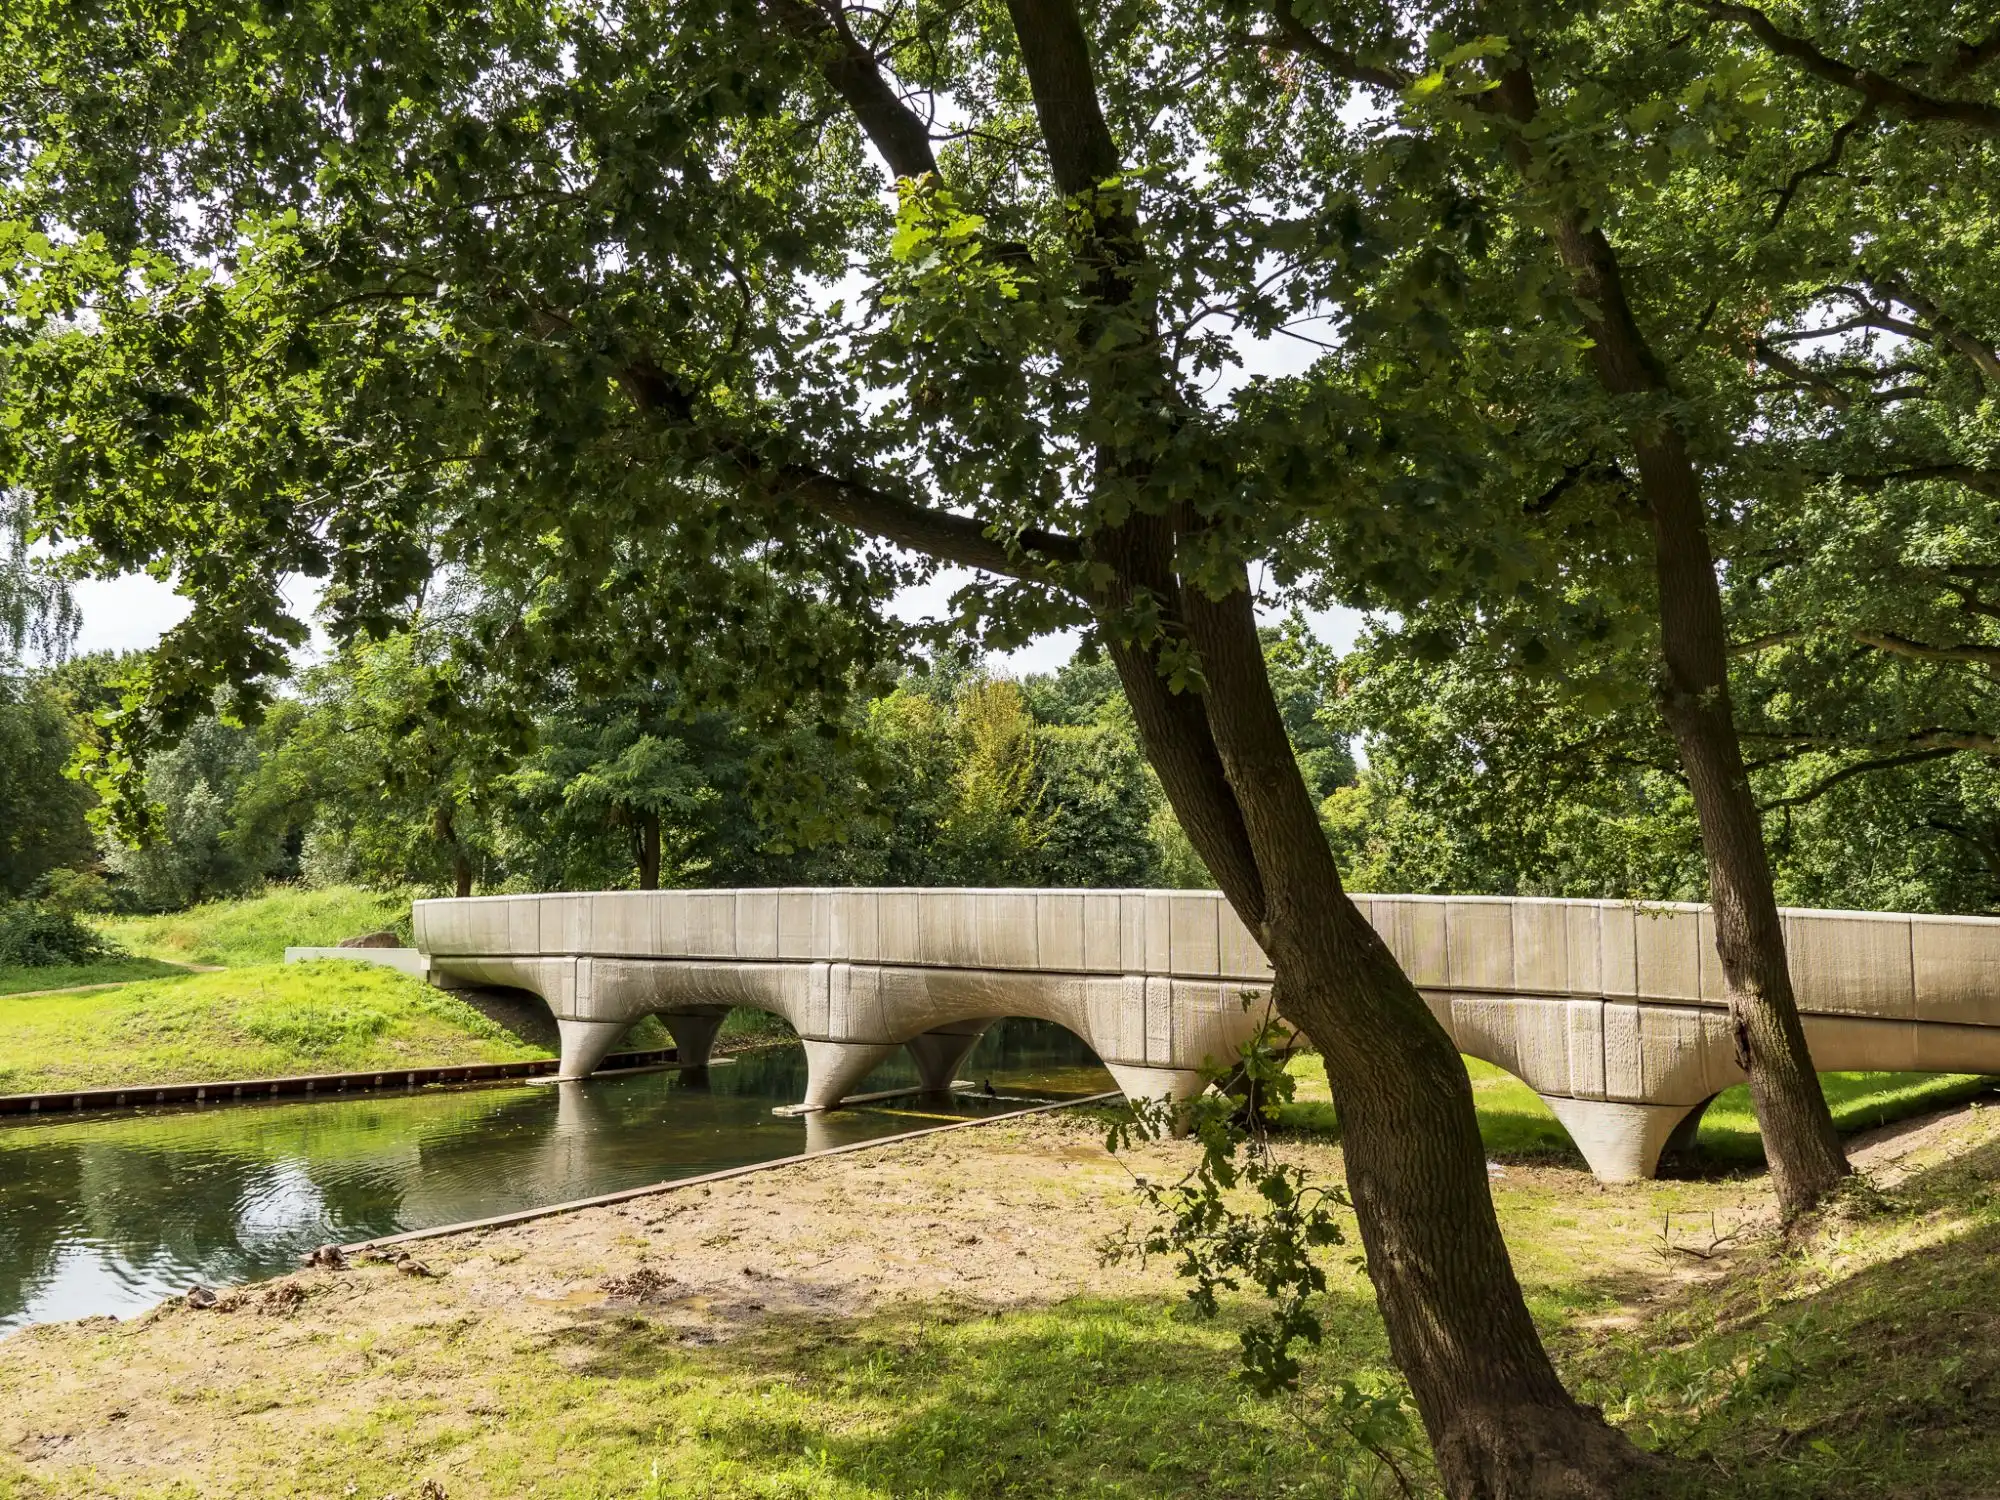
(0, 1019, 1112, 1333)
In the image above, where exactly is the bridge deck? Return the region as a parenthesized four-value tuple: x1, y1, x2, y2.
(414, 890, 2000, 1181)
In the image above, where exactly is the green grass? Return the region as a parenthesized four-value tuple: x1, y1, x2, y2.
(1571, 1116, 2000, 1498)
(0, 957, 189, 996)
(97, 884, 413, 968)
(0, 962, 546, 1095)
(0, 1290, 1417, 1500)
(1274, 1054, 1993, 1169)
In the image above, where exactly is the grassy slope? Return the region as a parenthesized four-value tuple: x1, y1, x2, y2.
(3, 886, 682, 1090)
(96, 885, 414, 967)
(0, 962, 546, 1094)
(1576, 1105, 2000, 1497)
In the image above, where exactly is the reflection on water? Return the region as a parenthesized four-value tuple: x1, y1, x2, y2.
(0, 1018, 1109, 1333)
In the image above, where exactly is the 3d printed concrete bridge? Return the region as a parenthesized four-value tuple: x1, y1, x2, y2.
(412, 889, 2000, 1182)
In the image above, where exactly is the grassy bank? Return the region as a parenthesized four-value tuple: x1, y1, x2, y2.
(97, 885, 413, 968)
(0, 963, 547, 1095)
(2, 1097, 1997, 1498)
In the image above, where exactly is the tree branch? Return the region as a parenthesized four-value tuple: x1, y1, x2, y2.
(1747, 727, 2000, 755)
(1697, 2, 2000, 134)
(1765, 105, 1873, 229)
(1759, 746, 1965, 811)
(1820, 464, 2000, 497)
(1248, 4, 1412, 92)
(1752, 339, 1852, 409)
(1944, 22, 2000, 82)
(763, 0, 940, 179)
(1869, 277, 2000, 387)
(1853, 629, 2000, 668)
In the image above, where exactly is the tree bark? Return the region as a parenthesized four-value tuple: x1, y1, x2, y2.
(1004, 8, 1666, 1490)
(435, 806, 475, 898)
(1176, 574, 1663, 1495)
(1493, 65, 1851, 1217)
(637, 809, 662, 891)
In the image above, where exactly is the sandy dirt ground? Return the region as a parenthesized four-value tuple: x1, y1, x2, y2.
(2, 1099, 1993, 1497)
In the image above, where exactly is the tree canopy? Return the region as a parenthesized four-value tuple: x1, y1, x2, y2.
(6, 0, 1998, 1489)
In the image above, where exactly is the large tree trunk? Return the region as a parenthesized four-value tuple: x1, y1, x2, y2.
(435, 806, 475, 899)
(1523, 168, 1850, 1214)
(1636, 426, 1851, 1212)
(792, 3, 1672, 1488)
(1176, 575, 1663, 1495)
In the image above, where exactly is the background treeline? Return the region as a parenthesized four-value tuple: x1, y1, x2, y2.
(7, 609, 1997, 917)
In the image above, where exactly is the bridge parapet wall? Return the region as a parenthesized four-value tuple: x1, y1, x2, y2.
(416, 889, 2000, 1023)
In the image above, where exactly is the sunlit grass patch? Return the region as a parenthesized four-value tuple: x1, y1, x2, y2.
(97, 885, 414, 968)
(0, 962, 546, 1094)
(1271, 1053, 1993, 1173)
(0, 956, 189, 997)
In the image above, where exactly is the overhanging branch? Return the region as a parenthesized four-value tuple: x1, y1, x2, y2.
(1759, 745, 1965, 811)
(1698, 2, 2000, 134)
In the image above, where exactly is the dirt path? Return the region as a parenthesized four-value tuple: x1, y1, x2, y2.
(1, 962, 216, 1000)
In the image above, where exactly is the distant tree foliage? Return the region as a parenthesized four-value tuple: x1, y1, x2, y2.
(0, 670, 93, 898)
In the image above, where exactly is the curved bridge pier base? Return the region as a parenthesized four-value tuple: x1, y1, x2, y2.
(800, 1040, 902, 1111)
(1539, 1096, 1706, 1183)
(906, 1021, 993, 1093)
(656, 1008, 730, 1071)
(1104, 1063, 1211, 1135)
(557, 1019, 632, 1082)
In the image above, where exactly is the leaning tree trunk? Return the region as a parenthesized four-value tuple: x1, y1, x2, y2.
(1638, 425, 1850, 1212)
(783, 1, 1674, 1486)
(1166, 574, 1664, 1494)
(1531, 183, 1851, 1215)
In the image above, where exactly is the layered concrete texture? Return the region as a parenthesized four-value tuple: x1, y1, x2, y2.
(413, 890, 2000, 1181)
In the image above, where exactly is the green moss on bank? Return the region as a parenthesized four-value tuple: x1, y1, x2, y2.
(0, 963, 545, 1095)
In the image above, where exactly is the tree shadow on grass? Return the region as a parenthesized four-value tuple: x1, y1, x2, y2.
(534, 1290, 1419, 1499)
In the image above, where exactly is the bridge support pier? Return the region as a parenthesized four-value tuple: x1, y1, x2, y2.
(1539, 1095, 1707, 1182)
(905, 1021, 991, 1093)
(556, 1018, 630, 1081)
(1105, 1062, 1210, 1135)
(657, 1008, 730, 1070)
(799, 1040, 901, 1111)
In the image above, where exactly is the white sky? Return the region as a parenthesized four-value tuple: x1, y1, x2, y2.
(70, 564, 1363, 676)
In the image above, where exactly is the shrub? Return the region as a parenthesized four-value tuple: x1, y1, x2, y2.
(0, 900, 124, 967)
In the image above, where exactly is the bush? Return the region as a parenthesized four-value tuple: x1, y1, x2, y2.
(0, 900, 124, 967)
